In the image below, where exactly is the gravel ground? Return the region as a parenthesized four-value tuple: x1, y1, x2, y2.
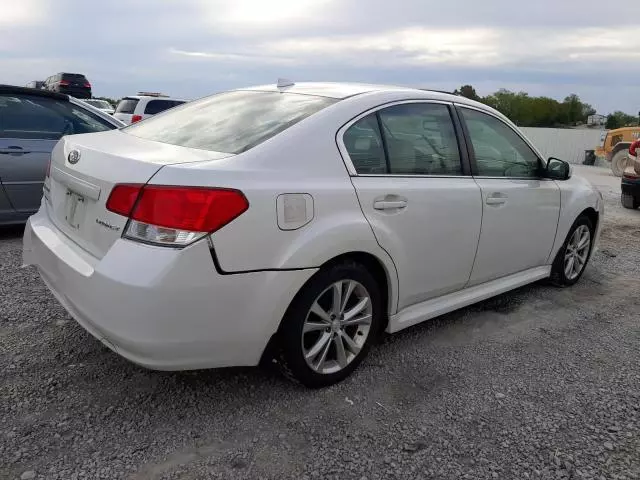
(1, 166, 639, 480)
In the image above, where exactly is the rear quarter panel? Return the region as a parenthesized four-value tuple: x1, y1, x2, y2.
(148, 97, 406, 313)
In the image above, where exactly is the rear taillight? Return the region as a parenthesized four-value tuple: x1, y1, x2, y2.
(106, 185, 249, 247)
(623, 171, 640, 180)
(45, 157, 52, 178)
(131, 114, 143, 123)
(59, 80, 70, 86)
(84, 82, 91, 88)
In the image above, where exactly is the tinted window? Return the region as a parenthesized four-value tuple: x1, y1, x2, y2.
(378, 103, 462, 175)
(343, 114, 386, 174)
(115, 98, 139, 114)
(124, 91, 337, 154)
(0, 95, 116, 140)
(461, 108, 540, 178)
(143, 99, 185, 115)
(61, 73, 87, 81)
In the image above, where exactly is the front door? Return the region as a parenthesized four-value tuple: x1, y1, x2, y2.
(457, 106, 561, 286)
(342, 102, 483, 311)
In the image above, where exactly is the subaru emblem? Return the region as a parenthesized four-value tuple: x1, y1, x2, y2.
(68, 150, 81, 165)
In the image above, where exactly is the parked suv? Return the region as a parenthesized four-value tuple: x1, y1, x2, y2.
(43, 73, 92, 99)
(113, 93, 186, 124)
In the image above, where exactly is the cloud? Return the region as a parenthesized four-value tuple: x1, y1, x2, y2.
(1, 0, 639, 113)
(0, 0, 49, 26)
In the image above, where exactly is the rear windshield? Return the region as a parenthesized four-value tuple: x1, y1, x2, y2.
(115, 98, 139, 114)
(61, 73, 87, 81)
(143, 99, 185, 115)
(123, 90, 337, 154)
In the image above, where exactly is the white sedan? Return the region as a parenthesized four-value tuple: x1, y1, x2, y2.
(23, 82, 604, 387)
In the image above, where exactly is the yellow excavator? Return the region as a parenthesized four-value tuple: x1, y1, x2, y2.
(596, 127, 640, 176)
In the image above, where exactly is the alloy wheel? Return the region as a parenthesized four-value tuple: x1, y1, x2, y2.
(564, 225, 591, 280)
(301, 280, 373, 374)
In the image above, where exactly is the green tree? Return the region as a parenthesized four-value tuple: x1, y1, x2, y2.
(606, 111, 639, 129)
(454, 85, 480, 101)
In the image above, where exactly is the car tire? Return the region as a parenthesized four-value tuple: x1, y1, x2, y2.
(277, 261, 383, 388)
(550, 215, 594, 287)
(611, 150, 629, 177)
(621, 193, 639, 209)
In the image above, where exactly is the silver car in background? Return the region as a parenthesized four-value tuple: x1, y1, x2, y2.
(0, 85, 124, 225)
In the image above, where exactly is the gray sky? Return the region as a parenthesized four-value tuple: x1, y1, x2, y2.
(2, 0, 639, 113)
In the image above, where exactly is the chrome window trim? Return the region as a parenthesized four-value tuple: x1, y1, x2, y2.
(336, 99, 465, 177)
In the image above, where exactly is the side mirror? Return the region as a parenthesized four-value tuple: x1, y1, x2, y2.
(546, 157, 571, 180)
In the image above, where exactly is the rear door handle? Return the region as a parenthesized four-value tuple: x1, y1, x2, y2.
(486, 193, 507, 206)
(373, 199, 408, 210)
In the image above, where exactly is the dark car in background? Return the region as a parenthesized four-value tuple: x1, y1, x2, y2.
(43, 73, 92, 99)
(0, 85, 123, 225)
(25, 80, 44, 89)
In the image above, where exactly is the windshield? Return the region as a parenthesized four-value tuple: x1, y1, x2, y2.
(123, 90, 337, 154)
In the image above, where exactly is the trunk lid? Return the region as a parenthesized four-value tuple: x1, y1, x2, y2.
(46, 130, 233, 258)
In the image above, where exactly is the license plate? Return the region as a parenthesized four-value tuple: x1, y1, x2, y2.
(64, 190, 85, 229)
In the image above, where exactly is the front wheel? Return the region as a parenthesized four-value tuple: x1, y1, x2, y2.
(277, 262, 383, 388)
(550, 215, 594, 286)
(611, 150, 629, 177)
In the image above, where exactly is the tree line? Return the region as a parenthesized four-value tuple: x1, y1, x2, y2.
(452, 85, 638, 130)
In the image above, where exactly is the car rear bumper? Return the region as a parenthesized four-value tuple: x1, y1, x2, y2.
(23, 207, 316, 370)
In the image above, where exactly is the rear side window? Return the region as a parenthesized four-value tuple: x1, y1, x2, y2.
(115, 98, 139, 114)
(344, 103, 463, 175)
(124, 90, 337, 154)
(143, 99, 185, 115)
(378, 103, 462, 175)
(0, 94, 116, 140)
(343, 114, 387, 174)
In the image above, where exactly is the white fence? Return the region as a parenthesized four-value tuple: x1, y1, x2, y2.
(520, 127, 605, 165)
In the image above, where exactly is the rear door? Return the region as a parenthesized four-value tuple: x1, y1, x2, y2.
(113, 98, 139, 124)
(0, 92, 118, 214)
(342, 102, 482, 311)
(458, 105, 561, 285)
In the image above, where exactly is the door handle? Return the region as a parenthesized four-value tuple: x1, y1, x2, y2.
(0, 147, 29, 155)
(373, 199, 408, 210)
(486, 193, 507, 206)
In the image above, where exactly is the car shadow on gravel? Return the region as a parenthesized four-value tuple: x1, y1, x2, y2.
(0, 225, 24, 240)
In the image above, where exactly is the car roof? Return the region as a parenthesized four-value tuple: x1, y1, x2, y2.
(122, 95, 186, 101)
(0, 84, 68, 101)
(240, 81, 470, 103)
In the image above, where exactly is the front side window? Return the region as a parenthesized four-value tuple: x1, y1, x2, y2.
(0, 94, 116, 140)
(461, 108, 541, 178)
(124, 90, 337, 154)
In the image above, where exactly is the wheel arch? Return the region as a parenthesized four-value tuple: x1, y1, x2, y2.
(611, 142, 631, 157)
(259, 250, 397, 365)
